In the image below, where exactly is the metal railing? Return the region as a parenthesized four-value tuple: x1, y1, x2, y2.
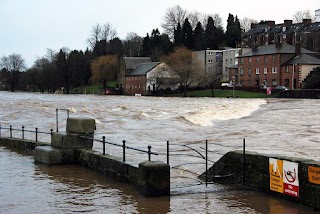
(0, 124, 53, 142)
(79, 135, 158, 162)
(56, 108, 70, 132)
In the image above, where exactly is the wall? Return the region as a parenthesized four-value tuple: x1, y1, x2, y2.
(199, 151, 320, 210)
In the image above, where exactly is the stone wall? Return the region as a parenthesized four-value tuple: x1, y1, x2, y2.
(279, 89, 320, 99)
(199, 151, 320, 210)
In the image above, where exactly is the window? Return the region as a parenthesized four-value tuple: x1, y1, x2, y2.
(208, 52, 213, 55)
(256, 68, 260, 75)
(285, 66, 289, 73)
(240, 58, 244, 64)
(272, 79, 277, 86)
(272, 55, 276, 62)
(264, 67, 268, 75)
(272, 67, 277, 74)
(264, 56, 268, 63)
(225, 52, 228, 56)
(230, 59, 233, 64)
(240, 80, 244, 85)
(248, 68, 252, 76)
(249, 57, 252, 63)
(240, 68, 244, 76)
(225, 59, 228, 63)
(256, 56, 260, 63)
(208, 59, 213, 63)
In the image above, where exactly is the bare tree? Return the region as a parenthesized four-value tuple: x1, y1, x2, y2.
(124, 32, 143, 57)
(293, 10, 314, 23)
(162, 47, 204, 96)
(240, 17, 258, 32)
(87, 22, 117, 49)
(0, 54, 26, 92)
(161, 5, 188, 39)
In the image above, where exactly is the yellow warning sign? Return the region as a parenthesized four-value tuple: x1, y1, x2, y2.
(308, 166, 320, 185)
(269, 158, 284, 193)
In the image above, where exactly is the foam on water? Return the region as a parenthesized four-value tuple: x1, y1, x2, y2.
(182, 99, 267, 126)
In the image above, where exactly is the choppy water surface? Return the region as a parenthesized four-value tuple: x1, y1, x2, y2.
(0, 91, 318, 213)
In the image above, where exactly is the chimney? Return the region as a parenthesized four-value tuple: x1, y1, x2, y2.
(302, 19, 312, 25)
(266, 21, 275, 27)
(250, 23, 257, 29)
(295, 43, 301, 55)
(284, 20, 293, 26)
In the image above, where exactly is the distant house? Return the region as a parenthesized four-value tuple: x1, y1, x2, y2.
(124, 62, 179, 95)
(119, 57, 151, 87)
(237, 43, 320, 89)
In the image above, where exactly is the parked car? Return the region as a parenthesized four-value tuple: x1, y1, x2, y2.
(275, 86, 288, 91)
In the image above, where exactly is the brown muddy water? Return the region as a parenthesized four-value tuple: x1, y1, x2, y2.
(0, 92, 319, 213)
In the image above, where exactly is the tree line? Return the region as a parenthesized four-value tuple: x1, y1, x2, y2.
(0, 5, 315, 93)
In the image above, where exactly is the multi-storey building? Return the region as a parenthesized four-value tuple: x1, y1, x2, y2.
(192, 50, 223, 83)
(242, 19, 320, 55)
(316, 9, 320, 22)
(237, 43, 320, 89)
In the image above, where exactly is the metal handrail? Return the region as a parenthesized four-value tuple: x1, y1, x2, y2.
(79, 135, 158, 162)
(0, 124, 53, 142)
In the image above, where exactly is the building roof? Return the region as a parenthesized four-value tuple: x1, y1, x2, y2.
(123, 57, 151, 70)
(238, 43, 314, 57)
(303, 22, 320, 32)
(285, 54, 320, 65)
(243, 24, 268, 36)
(126, 62, 160, 76)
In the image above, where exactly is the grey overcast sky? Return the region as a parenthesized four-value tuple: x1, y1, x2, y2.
(1, 0, 319, 67)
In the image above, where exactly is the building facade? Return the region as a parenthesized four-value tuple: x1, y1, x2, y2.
(237, 43, 320, 89)
(242, 19, 320, 55)
(192, 50, 223, 83)
(124, 62, 179, 95)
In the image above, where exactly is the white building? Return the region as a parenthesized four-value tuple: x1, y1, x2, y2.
(316, 9, 320, 22)
(192, 50, 223, 80)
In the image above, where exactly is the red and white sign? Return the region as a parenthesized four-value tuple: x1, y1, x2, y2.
(283, 160, 299, 198)
(266, 87, 272, 95)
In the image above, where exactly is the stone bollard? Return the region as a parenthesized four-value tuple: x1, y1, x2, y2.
(138, 161, 170, 197)
(35, 118, 96, 165)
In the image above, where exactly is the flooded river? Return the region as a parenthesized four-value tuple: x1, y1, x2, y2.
(0, 91, 318, 213)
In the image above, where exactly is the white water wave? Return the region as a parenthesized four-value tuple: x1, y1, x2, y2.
(182, 99, 267, 126)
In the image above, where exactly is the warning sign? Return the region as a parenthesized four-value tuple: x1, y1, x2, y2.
(269, 158, 283, 193)
(283, 160, 299, 198)
(308, 166, 320, 185)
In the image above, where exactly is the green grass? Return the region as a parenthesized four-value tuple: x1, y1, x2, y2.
(71, 81, 117, 94)
(184, 89, 267, 98)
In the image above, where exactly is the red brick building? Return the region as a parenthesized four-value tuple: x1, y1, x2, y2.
(236, 43, 320, 89)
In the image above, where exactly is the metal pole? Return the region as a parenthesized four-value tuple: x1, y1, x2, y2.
(148, 146, 151, 161)
(243, 139, 246, 185)
(50, 129, 53, 136)
(22, 126, 24, 140)
(35, 128, 38, 142)
(102, 136, 106, 155)
(10, 125, 12, 138)
(67, 109, 70, 119)
(56, 109, 59, 132)
(122, 140, 126, 162)
(206, 139, 208, 187)
(0, 124, 1, 137)
(167, 141, 169, 165)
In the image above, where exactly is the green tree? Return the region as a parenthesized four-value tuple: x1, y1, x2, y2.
(174, 22, 183, 47)
(56, 49, 69, 93)
(225, 14, 242, 48)
(91, 55, 119, 89)
(193, 22, 205, 50)
(141, 34, 151, 57)
(182, 18, 194, 49)
(0, 53, 26, 92)
(107, 37, 125, 57)
(204, 17, 218, 49)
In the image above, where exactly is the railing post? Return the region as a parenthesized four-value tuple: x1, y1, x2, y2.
(67, 109, 70, 119)
(35, 128, 38, 142)
(50, 129, 53, 136)
(0, 124, 2, 137)
(56, 108, 59, 132)
(167, 141, 169, 165)
(22, 126, 25, 140)
(148, 145, 151, 161)
(10, 125, 12, 138)
(243, 138, 246, 186)
(206, 139, 208, 187)
(122, 140, 126, 162)
(102, 136, 106, 155)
